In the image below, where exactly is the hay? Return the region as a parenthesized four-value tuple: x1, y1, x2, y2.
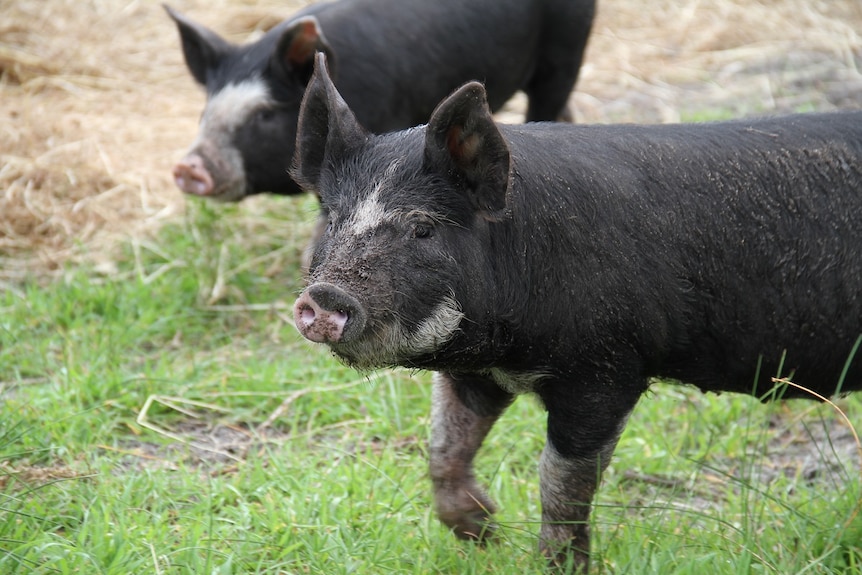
(1, 0, 860, 278)
(572, 0, 862, 122)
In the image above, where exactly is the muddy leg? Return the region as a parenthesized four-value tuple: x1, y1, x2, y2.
(537, 379, 641, 572)
(429, 371, 514, 540)
(538, 442, 615, 573)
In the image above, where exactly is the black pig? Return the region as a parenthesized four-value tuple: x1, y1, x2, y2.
(292, 54, 862, 571)
(166, 0, 595, 201)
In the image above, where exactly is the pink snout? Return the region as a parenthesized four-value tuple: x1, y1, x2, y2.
(172, 154, 214, 196)
(294, 283, 366, 344)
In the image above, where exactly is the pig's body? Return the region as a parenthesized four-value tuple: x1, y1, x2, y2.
(292, 55, 862, 571)
(167, 0, 595, 201)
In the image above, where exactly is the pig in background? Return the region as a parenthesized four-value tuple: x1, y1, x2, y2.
(166, 0, 596, 202)
(292, 54, 862, 572)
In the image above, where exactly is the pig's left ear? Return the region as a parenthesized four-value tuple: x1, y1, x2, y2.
(164, 5, 232, 87)
(292, 53, 366, 191)
(424, 82, 511, 219)
(272, 16, 335, 87)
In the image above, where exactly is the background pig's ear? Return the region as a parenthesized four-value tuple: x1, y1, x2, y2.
(292, 53, 365, 190)
(164, 5, 231, 87)
(273, 17, 335, 87)
(424, 82, 511, 218)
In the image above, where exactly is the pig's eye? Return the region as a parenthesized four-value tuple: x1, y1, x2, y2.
(256, 108, 276, 123)
(412, 223, 433, 239)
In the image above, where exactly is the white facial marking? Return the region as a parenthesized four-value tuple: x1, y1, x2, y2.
(331, 294, 463, 369)
(347, 159, 404, 236)
(349, 190, 388, 236)
(200, 78, 273, 141)
(183, 78, 272, 201)
(402, 295, 464, 355)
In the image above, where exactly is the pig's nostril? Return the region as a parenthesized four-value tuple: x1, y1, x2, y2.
(328, 309, 350, 332)
(172, 155, 214, 196)
(299, 306, 316, 326)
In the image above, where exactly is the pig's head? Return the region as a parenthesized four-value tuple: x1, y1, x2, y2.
(292, 54, 512, 370)
(166, 5, 335, 201)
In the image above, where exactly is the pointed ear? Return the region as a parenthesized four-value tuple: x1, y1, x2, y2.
(272, 16, 335, 87)
(292, 53, 366, 191)
(424, 82, 511, 219)
(164, 4, 231, 87)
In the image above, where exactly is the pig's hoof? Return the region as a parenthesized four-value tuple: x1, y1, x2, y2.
(540, 539, 590, 574)
(441, 509, 497, 542)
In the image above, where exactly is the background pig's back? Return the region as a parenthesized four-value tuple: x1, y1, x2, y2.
(314, 0, 595, 129)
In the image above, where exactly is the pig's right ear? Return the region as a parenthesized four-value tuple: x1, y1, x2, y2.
(424, 82, 511, 219)
(292, 53, 366, 191)
(164, 5, 231, 87)
(272, 17, 335, 87)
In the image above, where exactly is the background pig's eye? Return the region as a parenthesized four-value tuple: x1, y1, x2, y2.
(412, 223, 433, 239)
(256, 108, 275, 122)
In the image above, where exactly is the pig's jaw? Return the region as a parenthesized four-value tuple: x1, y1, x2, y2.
(326, 295, 464, 370)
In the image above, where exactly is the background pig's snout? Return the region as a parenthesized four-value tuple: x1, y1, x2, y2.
(294, 283, 366, 344)
(172, 154, 214, 196)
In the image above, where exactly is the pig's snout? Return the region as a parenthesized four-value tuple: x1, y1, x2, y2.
(294, 283, 366, 344)
(172, 154, 214, 196)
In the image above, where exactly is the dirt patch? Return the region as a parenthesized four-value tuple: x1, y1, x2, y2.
(2, 0, 861, 279)
(0, 460, 93, 490)
(621, 405, 861, 515)
(757, 410, 861, 486)
(108, 421, 271, 470)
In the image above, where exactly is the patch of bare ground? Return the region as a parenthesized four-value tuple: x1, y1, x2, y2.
(0, 461, 92, 490)
(623, 402, 861, 515)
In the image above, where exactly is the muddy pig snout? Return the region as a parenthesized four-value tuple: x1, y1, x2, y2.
(294, 283, 367, 344)
(172, 154, 214, 196)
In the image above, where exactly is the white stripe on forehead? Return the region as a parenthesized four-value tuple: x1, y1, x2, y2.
(200, 78, 272, 137)
(347, 159, 404, 235)
(349, 190, 387, 235)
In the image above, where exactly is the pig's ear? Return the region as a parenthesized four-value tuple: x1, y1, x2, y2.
(272, 17, 335, 87)
(164, 5, 231, 87)
(292, 53, 366, 190)
(425, 82, 511, 218)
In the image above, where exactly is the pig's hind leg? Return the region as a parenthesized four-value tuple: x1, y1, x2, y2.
(524, 10, 594, 123)
(429, 372, 514, 541)
(524, 70, 577, 123)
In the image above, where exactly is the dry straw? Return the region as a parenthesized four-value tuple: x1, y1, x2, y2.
(1, 0, 860, 278)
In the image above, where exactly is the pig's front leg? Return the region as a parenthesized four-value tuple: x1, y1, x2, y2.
(538, 380, 642, 573)
(429, 371, 514, 541)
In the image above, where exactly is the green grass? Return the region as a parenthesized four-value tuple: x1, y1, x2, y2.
(1, 195, 860, 574)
